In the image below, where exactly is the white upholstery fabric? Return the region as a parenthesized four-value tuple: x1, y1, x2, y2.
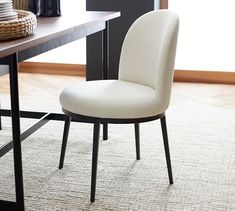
(60, 10, 179, 119)
(60, 80, 164, 118)
(119, 10, 179, 112)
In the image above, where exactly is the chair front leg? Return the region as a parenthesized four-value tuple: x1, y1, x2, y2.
(134, 123, 140, 160)
(59, 115, 71, 169)
(160, 115, 173, 184)
(90, 123, 100, 203)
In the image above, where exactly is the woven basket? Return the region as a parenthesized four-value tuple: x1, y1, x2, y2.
(0, 10, 37, 41)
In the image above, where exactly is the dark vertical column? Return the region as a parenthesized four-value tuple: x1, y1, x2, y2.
(102, 22, 109, 140)
(102, 21, 109, 80)
(86, 0, 157, 80)
(9, 54, 25, 211)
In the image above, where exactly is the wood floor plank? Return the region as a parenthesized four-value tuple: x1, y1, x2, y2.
(0, 73, 235, 108)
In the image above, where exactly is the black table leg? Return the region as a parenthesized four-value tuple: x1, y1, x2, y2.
(102, 21, 109, 141)
(9, 54, 25, 211)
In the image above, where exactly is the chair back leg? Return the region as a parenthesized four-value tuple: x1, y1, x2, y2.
(90, 123, 100, 203)
(59, 116, 71, 169)
(102, 123, 108, 140)
(134, 123, 140, 160)
(160, 115, 173, 184)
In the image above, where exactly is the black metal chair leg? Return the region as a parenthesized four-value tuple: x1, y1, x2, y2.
(59, 115, 71, 169)
(160, 115, 173, 184)
(134, 123, 140, 160)
(90, 123, 100, 203)
(103, 123, 108, 140)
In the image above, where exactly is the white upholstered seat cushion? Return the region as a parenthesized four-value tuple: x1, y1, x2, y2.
(59, 80, 164, 119)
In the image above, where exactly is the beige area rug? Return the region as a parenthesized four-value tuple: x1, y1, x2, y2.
(0, 89, 234, 211)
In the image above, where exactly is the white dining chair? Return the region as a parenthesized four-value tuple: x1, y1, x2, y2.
(58, 9, 179, 202)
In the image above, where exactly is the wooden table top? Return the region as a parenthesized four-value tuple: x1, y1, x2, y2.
(0, 11, 120, 59)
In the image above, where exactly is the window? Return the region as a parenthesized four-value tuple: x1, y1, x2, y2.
(169, 0, 235, 72)
(28, 0, 86, 64)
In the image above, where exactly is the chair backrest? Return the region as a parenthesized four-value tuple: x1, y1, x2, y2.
(118, 10, 179, 112)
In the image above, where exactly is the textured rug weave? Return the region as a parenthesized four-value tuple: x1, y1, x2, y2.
(0, 90, 234, 211)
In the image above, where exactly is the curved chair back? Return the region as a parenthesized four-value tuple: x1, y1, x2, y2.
(118, 10, 179, 112)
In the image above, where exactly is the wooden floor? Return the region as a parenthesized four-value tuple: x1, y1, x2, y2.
(0, 73, 85, 96)
(0, 73, 235, 108)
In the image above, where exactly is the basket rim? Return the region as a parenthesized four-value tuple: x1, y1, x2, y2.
(0, 9, 37, 41)
(0, 9, 36, 24)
